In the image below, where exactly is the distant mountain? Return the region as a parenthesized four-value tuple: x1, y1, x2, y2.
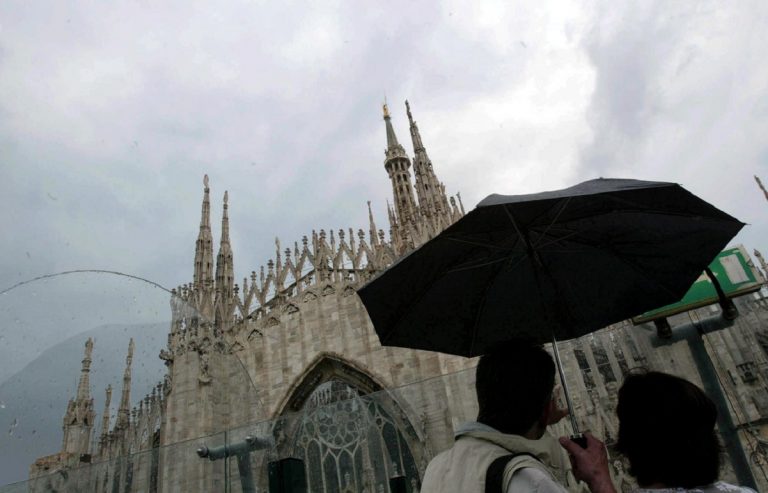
(0, 322, 167, 486)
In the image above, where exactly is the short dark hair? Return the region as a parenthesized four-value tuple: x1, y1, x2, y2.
(616, 371, 721, 488)
(476, 341, 555, 435)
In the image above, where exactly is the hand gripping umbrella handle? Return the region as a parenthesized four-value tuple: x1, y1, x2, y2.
(551, 333, 586, 447)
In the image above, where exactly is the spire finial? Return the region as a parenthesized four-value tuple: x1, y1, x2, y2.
(215, 191, 234, 304)
(367, 201, 379, 246)
(127, 338, 134, 365)
(99, 385, 112, 446)
(75, 338, 94, 400)
(194, 175, 214, 288)
(405, 99, 413, 122)
(85, 337, 94, 360)
(383, 102, 390, 118)
(116, 339, 134, 431)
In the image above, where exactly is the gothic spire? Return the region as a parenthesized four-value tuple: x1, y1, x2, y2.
(367, 201, 379, 246)
(76, 338, 94, 401)
(383, 103, 402, 151)
(194, 174, 214, 288)
(215, 191, 234, 294)
(115, 339, 134, 431)
(405, 100, 424, 153)
(215, 191, 235, 327)
(61, 338, 96, 456)
(382, 103, 418, 231)
(405, 100, 451, 231)
(99, 385, 112, 446)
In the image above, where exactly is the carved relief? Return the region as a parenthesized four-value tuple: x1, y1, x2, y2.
(322, 284, 336, 296)
(198, 352, 211, 385)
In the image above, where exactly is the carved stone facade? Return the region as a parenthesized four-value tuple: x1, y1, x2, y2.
(27, 104, 768, 492)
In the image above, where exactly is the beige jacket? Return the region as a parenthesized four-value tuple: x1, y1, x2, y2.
(421, 422, 569, 493)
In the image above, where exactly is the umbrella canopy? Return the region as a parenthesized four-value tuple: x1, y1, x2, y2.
(358, 178, 744, 357)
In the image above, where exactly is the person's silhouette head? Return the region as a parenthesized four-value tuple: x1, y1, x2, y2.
(616, 371, 720, 488)
(476, 341, 556, 437)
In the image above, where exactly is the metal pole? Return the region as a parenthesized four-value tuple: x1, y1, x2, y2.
(686, 316, 756, 490)
(551, 333, 580, 434)
(648, 314, 757, 490)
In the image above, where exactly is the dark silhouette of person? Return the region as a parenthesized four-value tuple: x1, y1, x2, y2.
(561, 371, 757, 493)
(422, 341, 609, 493)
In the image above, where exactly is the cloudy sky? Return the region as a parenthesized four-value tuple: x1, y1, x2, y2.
(1, 0, 767, 387)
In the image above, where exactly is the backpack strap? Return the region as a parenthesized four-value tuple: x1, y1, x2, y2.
(484, 452, 540, 493)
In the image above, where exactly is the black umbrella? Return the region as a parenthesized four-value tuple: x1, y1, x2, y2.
(357, 178, 744, 434)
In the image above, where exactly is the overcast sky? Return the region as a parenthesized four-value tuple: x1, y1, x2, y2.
(1, 1, 767, 381)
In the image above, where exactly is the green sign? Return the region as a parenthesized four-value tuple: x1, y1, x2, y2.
(632, 245, 764, 324)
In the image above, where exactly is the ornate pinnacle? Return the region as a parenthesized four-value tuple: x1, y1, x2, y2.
(76, 338, 94, 401)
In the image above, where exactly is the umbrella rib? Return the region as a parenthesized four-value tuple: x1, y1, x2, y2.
(379, 241, 497, 347)
(531, 230, 581, 251)
(533, 197, 572, 248)
(459, 252, 534, 354)
(503, 204, 525, 236)
(444, 236, 509, 251)
(611, 252, 689, 300)
(467, 253, 528, 357)
(447, 256, 509, 274)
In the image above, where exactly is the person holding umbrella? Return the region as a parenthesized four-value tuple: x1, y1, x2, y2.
(561, 371, 758, 493)
(421, 341, 616, 493)
(357, 178, 745, 492)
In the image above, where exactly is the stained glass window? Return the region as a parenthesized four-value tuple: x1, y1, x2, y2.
(292, 379, 420, 493)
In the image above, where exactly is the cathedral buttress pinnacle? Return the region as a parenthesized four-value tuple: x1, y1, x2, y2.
(194, 175, 214, 289)
(98, 385, 112, 450)
(115, 339, 134, 431)
(76, 338, 94, 401)
(367, 201, 379, 247)
(383, 103, 418, 230)
(61, 338, 96, 456)
(406, 100, 450, 231)
(215, 191, 235, 326)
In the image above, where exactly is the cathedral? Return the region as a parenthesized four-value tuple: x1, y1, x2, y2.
(26, 103, 768, 492)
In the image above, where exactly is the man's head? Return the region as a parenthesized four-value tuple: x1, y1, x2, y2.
(475, 341, 556, 437)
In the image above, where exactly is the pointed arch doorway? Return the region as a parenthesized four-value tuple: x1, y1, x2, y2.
(276, 355, 426, 493)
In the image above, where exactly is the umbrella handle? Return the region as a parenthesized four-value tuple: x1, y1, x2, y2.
(551, 333, 581, 436)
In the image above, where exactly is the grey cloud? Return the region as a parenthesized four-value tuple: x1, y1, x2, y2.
(2, 3, 768, 470)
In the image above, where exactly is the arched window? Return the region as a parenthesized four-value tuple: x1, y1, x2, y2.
(289, 376, 422, 493)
